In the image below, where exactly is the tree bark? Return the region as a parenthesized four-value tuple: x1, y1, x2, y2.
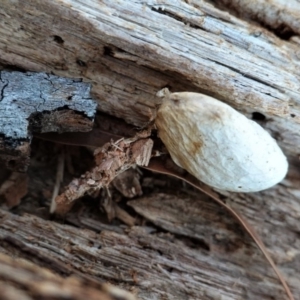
(0, 71, 96, 171)
(0, 1, 300, 300)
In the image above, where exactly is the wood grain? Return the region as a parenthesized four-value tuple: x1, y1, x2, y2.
(0, 1, 300, 299)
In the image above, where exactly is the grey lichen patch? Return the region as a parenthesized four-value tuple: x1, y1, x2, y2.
(0, 71, 97, 171)
(0, 71, 97, 139)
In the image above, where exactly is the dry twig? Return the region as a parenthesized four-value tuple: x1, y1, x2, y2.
(55, 134, 153, 214)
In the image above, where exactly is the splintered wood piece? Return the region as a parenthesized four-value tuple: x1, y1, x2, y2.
(0, 71, 97, 171)
(55, 136, 153, 213)
(101, 191, 136, 226)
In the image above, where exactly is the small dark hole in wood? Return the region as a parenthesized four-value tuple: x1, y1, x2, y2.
(103, 46, 112, 56)
(274, 24, 295, 40)
(8, 160, 16, 168)
(76, 59, 86, 67)
(157, 249, 163, 256)
(252, 112, 266, 121)
(261, 22, 295, 40)
(1, 64, 27, 72)
(183, 236, 210, 251)
(53, 35, 64, 44)
(66, 95, 73, 101)
(291, 114, 296, 118)
(164, 266, 174, 273)
(151, 7, 183, 23)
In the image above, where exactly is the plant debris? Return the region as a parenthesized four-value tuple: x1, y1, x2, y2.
(55, 133, 153, 214)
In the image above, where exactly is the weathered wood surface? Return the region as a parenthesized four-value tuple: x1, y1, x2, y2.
(215, 0, 300, 37)
(0, 1, 300, 300)
(0, 200, 293, 300)
(1, 0, 300, 158)
(0, 71, 96, 171)
(0, 251, 112, 300)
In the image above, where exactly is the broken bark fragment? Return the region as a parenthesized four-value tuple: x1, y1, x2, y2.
(0, 71, 97, 171)
(55, 135, 153, 214)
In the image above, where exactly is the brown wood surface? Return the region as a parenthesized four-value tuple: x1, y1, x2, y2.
(0, 1, 300, 300)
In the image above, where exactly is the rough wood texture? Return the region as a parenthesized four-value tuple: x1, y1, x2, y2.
(0, 71, 96, 171)
(0, 1, 300, 300)
(0, 251, 124, 300)
(215, 0, 300, 37)
(1, 0, 300, 158)
(0, 205, 292, 300)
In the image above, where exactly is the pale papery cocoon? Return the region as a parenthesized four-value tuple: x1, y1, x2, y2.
(155, 91, 288, 192)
